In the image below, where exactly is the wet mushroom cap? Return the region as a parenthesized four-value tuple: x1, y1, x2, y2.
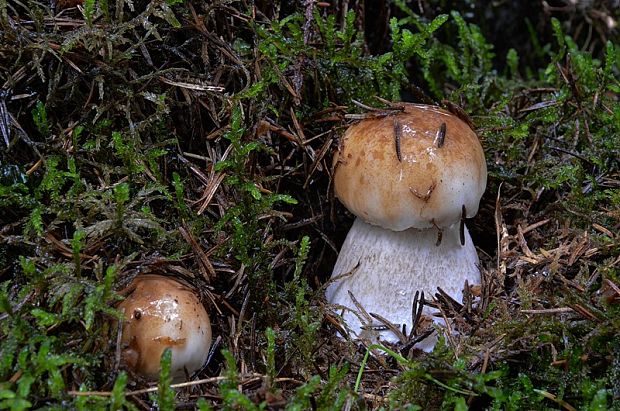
(118, 275, 212, 381)
(333, 103, 487, 231)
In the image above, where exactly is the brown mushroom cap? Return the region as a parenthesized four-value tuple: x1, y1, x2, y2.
(333, 103, 487, 231)
(118, 275, 212, 381)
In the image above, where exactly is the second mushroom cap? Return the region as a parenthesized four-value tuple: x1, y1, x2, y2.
(118, 275, 212, 381)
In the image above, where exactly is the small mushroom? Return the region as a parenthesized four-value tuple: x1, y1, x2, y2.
(326, 103, 487, 350)
(117, 275, 212, 381)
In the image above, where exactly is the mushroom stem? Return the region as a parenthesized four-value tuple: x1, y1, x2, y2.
(326, 218, 480, 351)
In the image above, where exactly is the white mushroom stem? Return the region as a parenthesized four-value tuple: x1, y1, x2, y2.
(326, 217, 480, 351)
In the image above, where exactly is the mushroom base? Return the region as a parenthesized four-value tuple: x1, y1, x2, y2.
(326, 218, 480, 351)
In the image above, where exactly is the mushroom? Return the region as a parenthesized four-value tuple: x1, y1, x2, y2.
(326, 103, 487, 350)
(117, 275, 212, 381)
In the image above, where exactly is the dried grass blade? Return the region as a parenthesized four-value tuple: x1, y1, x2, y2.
(196, 172, 225, 215)
(179, 225, 215, 282)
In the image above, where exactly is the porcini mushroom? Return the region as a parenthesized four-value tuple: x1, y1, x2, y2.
(326, 103, 487, 350)
(118, 275, 212, 381)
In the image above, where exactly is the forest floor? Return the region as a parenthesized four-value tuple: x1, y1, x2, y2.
(1, 1, 620, 409)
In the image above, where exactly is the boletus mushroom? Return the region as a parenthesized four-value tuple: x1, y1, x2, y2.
(326, 103, 487, 350)
(117, 275, 212, 380)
